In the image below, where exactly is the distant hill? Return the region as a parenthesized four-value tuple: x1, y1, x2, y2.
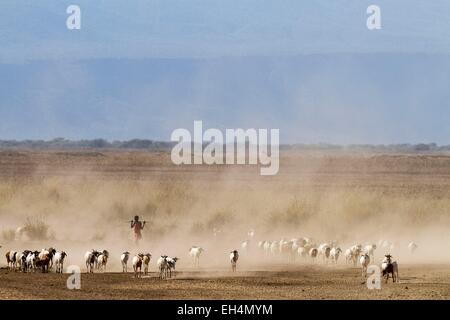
(0, 139, 448, 153)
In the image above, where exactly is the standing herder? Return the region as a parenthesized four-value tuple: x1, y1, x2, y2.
(131, 215, 146, 244)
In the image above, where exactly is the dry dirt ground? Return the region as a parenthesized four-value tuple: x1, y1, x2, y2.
(0, 264, 449, 300)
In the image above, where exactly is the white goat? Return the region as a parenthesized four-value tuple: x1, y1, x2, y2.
(189, 246, 204, 268)
(270, 241, 279, 255)
(241, 240, 250, 253)
(97, 250, 109, 272)
(364, 244, 377, 260)
(263, 241, 271, 257)
(318, 243, 331, 263)
(132, 254, 143, 278)
(54, 251, 67, 273)
(360, 253, 370, 277)
(297, 246, 308, 260)
(84, 250, 99, 273)
(230, 250, 239, 272)
(121, 251, 130, 273)
(157, 255, 169, 279)
(6, 250, 17, 271)
(15, 251, 28, 272)
(26, 251, 39, 272)
(330, 247, 342, 264)
(408, 242, 418, 254)
(348, 244, 362, 266)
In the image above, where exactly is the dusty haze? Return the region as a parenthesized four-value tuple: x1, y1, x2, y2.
(1, 150, 450, 272)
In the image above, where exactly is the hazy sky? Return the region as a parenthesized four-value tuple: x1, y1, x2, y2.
(1, 1, 450, 143)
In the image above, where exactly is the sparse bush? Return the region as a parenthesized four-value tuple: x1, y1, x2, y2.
(23, 216, 51, 241)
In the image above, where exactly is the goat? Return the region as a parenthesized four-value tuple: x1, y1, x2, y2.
(143, 253, 152, 275)
(54, 251, 67, 273)
(297, 246, 308, 260)
(230, 250, 239, 272)
(46, 247, 57, 269)
(157, 255, 169, 279)
(381, 254, 399, 283)
(36, 249, 52, 273)
(330, 247, 342, 264)
(280, 240, 294, 263)
(84, 250, 99, 273)
(318, 243, 331, 263)
(16, 250, 31, 273)
(97, 250, 109, 272)
(309, 247, 318, 263)
(241, 240, 250, 253)
(121, 251, 130, 273)
(270, 241, 279, 255)
(349, 244, 362, 266)
(364, 244, 377, 260)
(132, 254, 144, 278)
(166, 257, 179, 278)
(408, 242, 418, 254)
(26, 251, 39, 272)
(6, 251, 17, 271)
(263, 241, 271, 257)
(189, 246, 204, 268)
(360, 253, 370, 277)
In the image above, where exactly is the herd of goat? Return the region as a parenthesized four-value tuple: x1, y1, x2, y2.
(2, 235, 418, 283)
(252, 237, 415, 282)
(2, 246, 202, 279)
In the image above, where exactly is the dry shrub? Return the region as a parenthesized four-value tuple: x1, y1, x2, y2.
(23, 216, 52, 240)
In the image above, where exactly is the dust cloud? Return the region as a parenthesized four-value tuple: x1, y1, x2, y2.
(1, 150, 449, 272)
